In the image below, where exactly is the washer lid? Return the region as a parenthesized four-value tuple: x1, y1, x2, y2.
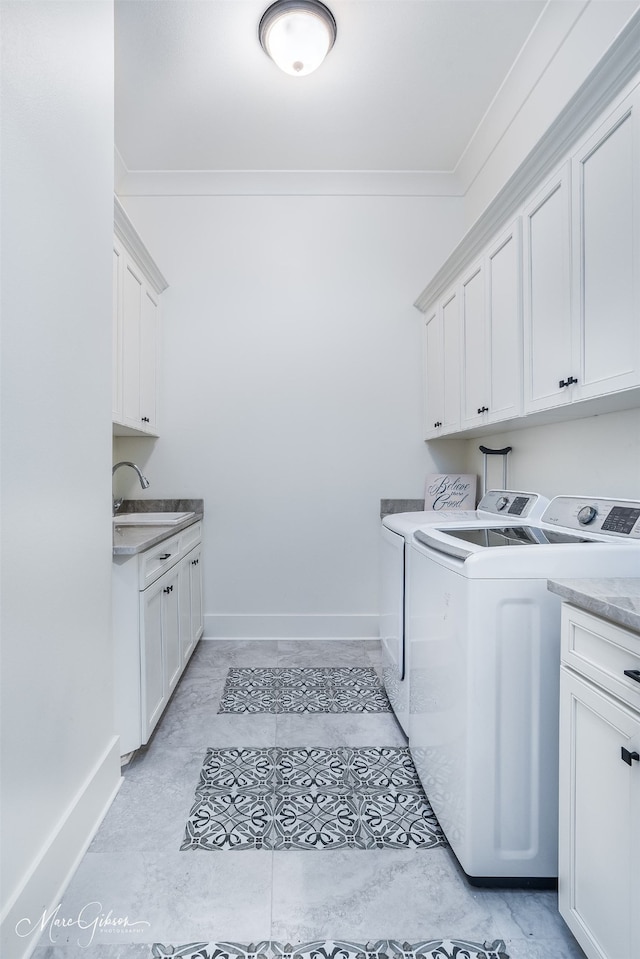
(414, 525, 602, 560)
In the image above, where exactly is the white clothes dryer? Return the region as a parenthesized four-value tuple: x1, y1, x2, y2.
(407, 495, 640, 886)
(379, 490, 549, 735)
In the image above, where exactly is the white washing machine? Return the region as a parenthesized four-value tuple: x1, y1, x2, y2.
(407, 495, 640, 886)
(379, 490, 549, 735)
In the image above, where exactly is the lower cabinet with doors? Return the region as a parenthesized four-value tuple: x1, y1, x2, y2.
(113, 521, 204, 754)
(558, 602, 640, 959)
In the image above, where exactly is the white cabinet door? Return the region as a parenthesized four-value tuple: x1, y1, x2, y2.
(163, 567, 181, 695)
(559, 667, 640, 959)
(572, 91, 640, 400)
(486, 220, 522, 423)
(460, 261, 486, 429)
(441, 289, 461, 433)
(423, 308, 443, 438)
(112, 241, 123, 423)
(140, 578, 165, 742)
(523, 164, 573, 412)
(139, 288, 159, 431)
(189, 546, 204, 651)
(424, 290, 461, 437)
(179, 545, 204, 665)
(122, 258, 143, 430)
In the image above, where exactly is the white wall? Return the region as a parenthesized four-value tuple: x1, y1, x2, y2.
(0, 4, 120, 956)
(463, 408, 640, 501)
(114, 192, 465, 637)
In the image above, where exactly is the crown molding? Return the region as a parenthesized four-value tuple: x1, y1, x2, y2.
(413, 8, 640, 313)
(113, 196, 169, 294)
(115, 169, 462, 198)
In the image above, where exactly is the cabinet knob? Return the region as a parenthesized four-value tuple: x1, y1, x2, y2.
(621, 747, 640, 766)
(141, 416, 150, 423)
(624, 669, 640, 684)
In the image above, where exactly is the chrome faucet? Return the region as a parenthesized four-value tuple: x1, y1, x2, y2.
(112, 461, 150, 514)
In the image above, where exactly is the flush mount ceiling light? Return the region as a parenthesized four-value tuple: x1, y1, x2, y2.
(259, 0, 337, 77)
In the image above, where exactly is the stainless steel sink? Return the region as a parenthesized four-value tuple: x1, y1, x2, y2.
(113, 511, 195, 526)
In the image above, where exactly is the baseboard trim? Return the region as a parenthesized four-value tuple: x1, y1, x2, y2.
(204, 613, 379, 640)
(1, 736, 122, 959)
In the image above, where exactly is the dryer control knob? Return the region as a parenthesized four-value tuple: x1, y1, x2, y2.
(578, 505, 598, 525)
(496, 496, 509, 511)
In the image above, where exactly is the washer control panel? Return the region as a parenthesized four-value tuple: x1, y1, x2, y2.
(478, 490, 549, 519)
(541, 497, 640, 538)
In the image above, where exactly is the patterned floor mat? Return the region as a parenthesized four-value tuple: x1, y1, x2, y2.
(218, 667, 391, 714)
(181, 747, 446, 851)
(151, 940, 509, 959)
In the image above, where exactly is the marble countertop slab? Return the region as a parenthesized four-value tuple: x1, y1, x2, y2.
(547, 577, 640, 633)
(113, 499, 204, 557)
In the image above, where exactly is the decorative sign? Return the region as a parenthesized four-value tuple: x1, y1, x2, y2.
(424, 474, 477, 511)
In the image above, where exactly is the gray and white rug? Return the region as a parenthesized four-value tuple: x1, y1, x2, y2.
(181, 747, 445, 851)
(218, 668, 391, 714)
(151, 940, 509, 959)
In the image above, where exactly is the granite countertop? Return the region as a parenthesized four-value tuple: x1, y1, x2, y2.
(112, 499, 204, 557)
(547, 578, 640, 633)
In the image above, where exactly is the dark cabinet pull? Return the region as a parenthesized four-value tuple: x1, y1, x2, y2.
(477, 405, 489, 414)
(141, 416, 150, 423)
(433, 421, 442, 428)
(624, 669, 640, 684)
(159, 553, 171, 561)
(621, 747, 640, 766)
(559, 376, 578, 388)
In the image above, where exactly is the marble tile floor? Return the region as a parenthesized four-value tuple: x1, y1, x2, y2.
(32, 639, 586, 959)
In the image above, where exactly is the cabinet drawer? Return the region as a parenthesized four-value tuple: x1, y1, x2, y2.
(562, 604, 640, 710)
(138, 532, 181, 589)
(179, 521, 202, 556)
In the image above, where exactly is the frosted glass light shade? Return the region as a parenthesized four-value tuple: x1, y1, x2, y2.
(259, 0, 336, 76)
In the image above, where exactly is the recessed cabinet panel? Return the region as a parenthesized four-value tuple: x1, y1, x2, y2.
(574, 95, 640, 397)
(112, 244, 123, 422)
(424, 309, 443, 438)
(461, 264, 485, 427)
(140, 289, 159, 431)
(122, 262, 143, 428)
(524, 166, 572, 413)
(487, 224, 522, 420)
(442, 291, 461, 432)
(140, 580, 165, 741)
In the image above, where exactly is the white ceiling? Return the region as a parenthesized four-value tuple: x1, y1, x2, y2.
(115, 0, 546, 174)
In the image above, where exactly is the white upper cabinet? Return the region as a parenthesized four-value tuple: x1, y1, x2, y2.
(414, 62, 640, 439)
(423, 288, 461, 438)
(523, 164, 573, 413)
(572, 90, 640, 400)
(461, 218, 522, 429)
(113, 198, 168, 437)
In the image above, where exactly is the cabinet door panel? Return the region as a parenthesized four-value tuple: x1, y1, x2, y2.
(190, 546, 203, 647)
(140, 289, 159, 432)
(424, 309, 443, 437)
(575, 96, 639, 397)
(112, 243, 123, 422)
(163, 568, 181, 694)
(524, 167, 572, 412)
(461, 264, 485, 427)
(559, 668, 640, 959)
(441, 291, 461, 431)
(122, 260, 143, 427)
(140, 581, 164, 742)
(487, 223, 522, 421)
